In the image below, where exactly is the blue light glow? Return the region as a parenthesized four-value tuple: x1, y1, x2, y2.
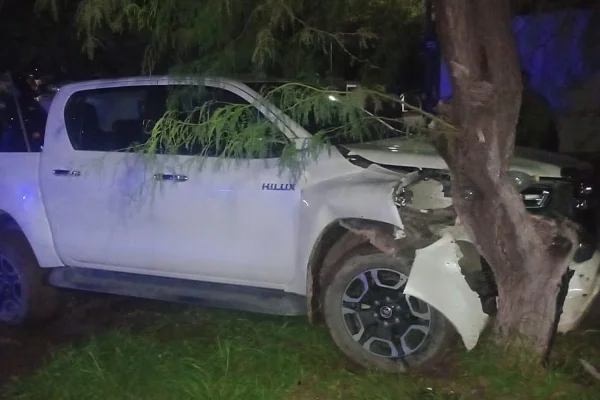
(439, 9, 598, 112)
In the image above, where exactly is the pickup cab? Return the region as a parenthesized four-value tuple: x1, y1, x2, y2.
(1, 74, 599, 373)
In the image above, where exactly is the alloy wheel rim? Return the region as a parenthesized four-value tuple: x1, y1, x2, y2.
(341, 268, 431, 358)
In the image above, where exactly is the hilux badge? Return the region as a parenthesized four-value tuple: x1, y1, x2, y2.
(262, 183, 296, 191)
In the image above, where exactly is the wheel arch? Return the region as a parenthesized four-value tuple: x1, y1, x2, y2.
(0, 209, 62, 268)
(305, 216, 497, 353)
(306, 218, 401, 324)
(0, 211, 21, 231)
(0, 212, 62, 325)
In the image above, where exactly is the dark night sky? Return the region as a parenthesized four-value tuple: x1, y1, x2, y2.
(1, 0, 598, 81)
(0, 0, 146, 79)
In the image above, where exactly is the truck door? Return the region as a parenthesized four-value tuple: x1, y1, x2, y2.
(39, 79, 163, 271)
(145, 82, 301, 285)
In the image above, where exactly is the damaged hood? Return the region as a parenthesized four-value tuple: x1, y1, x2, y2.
(342, 137, 589, 178)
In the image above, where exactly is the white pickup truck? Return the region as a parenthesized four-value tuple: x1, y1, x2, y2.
(1, 74, 599, 373)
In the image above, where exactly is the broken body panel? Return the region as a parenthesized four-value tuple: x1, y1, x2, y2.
(339, 158, 600, 351)
(405, 215, 600, 348)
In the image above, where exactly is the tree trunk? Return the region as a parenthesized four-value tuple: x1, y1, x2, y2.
(431, 0, 579, 356)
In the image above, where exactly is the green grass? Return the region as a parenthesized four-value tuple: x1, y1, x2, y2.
(4, 306, 600, 400)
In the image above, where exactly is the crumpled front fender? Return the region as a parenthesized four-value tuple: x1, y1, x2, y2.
(403, 233, 489, 350)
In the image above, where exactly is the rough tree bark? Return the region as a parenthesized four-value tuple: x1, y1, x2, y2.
(431, 0, 579, 356)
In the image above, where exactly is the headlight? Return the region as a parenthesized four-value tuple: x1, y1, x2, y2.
(520, 186, 551, 209)
(508, 171, 552, 210)
(575, 183, 593, 210)
(578, 183, 593, 196)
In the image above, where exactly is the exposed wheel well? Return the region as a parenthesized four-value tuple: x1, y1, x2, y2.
(306, 218, 499, 324)
(306, 219, 398, 324)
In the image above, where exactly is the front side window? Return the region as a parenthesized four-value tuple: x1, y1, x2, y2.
(167, 85, 288, 158)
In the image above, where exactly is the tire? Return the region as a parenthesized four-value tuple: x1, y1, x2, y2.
(0, 228, 61, 326)
(323, 252, 456, 373)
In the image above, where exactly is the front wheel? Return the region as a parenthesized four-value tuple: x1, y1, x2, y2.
(323, 253, 455, 373)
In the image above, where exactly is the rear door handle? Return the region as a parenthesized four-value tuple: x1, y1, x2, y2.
(53, 169, 81, 177)
(154, 173, 188, 182)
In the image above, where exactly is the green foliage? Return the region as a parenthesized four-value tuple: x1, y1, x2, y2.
(134, 81, 443, 177)
(36, 0, 436, 173)
(6, 306, 600, 399)
(39, 0, 423, 78)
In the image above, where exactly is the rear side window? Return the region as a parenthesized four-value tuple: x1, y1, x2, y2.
(64, 86, 168, 151)
(63, 84, 287, 157)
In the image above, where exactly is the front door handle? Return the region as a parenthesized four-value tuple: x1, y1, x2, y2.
(154, 173, 188, 182)
(53, 169, 81, 177)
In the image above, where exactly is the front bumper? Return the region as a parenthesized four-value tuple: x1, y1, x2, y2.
(403, 224, 600, 353)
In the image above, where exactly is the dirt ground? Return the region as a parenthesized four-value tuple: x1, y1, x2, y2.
(0, 292, 153, 389)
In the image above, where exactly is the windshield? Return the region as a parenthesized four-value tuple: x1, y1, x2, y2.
(244, 81, 408, 145)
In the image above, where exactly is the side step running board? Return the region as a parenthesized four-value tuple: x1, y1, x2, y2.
(49, 267, 307, 316)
